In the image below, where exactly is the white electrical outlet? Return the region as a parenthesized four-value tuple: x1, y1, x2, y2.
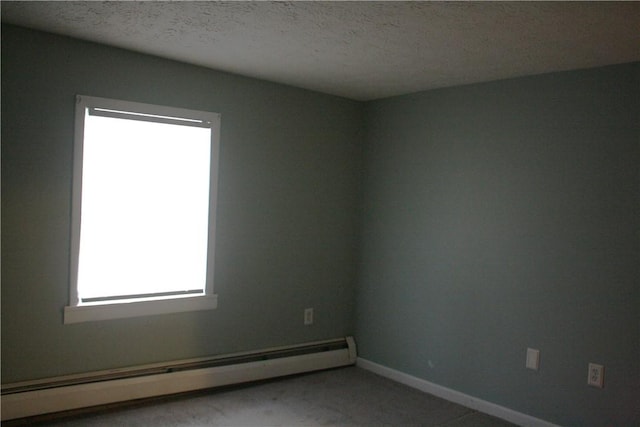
(588, 363, 604, 388)
(304, 308, 314, 325)
(526, 348, 540, 370)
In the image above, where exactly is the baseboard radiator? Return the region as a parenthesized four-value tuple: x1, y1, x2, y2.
(1, 336, 356, 421)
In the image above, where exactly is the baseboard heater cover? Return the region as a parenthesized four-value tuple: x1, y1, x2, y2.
(1, 336, 356, 421)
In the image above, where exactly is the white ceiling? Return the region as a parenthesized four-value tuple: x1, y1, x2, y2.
(2, 1, 639, 101)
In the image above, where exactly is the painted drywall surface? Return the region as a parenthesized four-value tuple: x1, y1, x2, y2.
(356, 63, 639, 426)
(1, 25, 363, 383)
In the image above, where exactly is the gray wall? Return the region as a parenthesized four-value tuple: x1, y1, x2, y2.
(356, 63, 639, 426)
(3, 23, 639, 427)
(1, 25, 362, 382)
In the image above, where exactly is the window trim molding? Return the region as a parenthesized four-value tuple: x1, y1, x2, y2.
(66, 95, 220, 324)
(64, 295, 218, 324)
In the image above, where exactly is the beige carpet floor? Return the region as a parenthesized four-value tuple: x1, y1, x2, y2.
(8, 366, 517, 426)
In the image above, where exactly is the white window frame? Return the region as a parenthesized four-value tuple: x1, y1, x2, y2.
(64, 95, 220, 324)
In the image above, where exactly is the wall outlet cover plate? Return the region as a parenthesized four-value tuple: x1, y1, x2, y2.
(588, 363, 604, 388)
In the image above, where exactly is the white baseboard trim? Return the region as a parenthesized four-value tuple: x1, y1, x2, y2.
(357, 357, 560, 427)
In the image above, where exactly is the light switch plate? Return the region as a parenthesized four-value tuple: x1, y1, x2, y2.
(526, 348, 540, 370)
(304, 308, 314, 325)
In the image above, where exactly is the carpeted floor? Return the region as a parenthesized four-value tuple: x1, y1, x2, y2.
(9, 366, 517, 426)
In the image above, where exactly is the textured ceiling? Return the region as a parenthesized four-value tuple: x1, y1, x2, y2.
(2, 1, 639, 100)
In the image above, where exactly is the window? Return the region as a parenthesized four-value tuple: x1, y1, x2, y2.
(64, 95, 220, 324)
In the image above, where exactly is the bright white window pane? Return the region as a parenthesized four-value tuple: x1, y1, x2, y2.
(77, 111, 211, 302)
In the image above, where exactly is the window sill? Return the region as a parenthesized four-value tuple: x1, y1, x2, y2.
(64, 294, 218, 324)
